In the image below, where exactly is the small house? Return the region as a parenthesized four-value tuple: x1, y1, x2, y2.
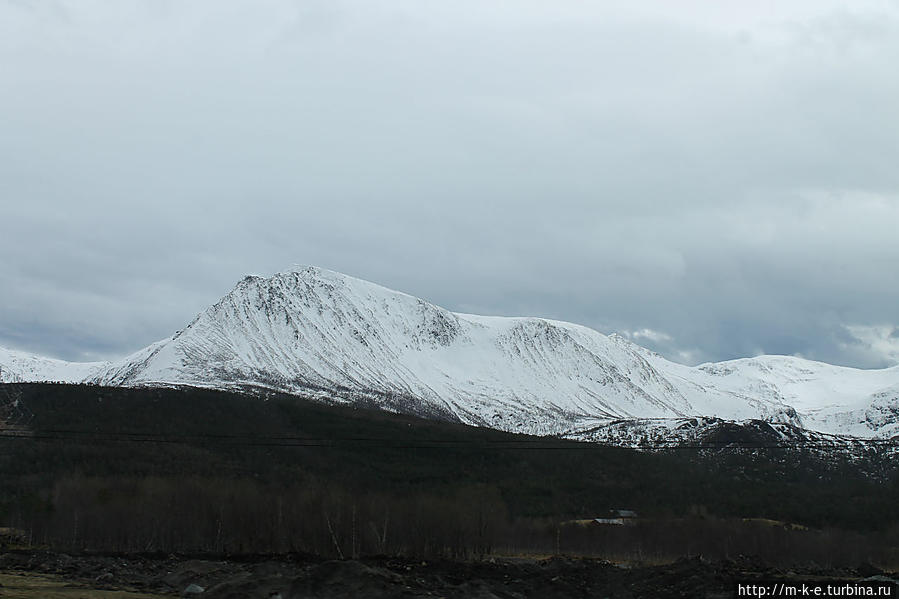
(593, 509, 638, 526)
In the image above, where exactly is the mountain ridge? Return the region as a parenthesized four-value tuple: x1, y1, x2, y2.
(2, 265, 898, 441)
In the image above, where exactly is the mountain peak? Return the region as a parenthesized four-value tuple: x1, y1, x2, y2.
(277, 264, 336, 281)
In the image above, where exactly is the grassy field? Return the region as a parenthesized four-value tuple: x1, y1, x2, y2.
(0, 572, 174, 599)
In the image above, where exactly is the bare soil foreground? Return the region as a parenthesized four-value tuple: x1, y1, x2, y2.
(1, 551, 897, 599)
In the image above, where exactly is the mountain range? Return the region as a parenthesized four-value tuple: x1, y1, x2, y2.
(2, 266, 898, 443)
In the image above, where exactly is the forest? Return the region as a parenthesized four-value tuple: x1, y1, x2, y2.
(1, 383, 897, 567)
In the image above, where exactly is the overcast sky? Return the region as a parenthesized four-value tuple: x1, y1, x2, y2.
(1, 0, 898, 368)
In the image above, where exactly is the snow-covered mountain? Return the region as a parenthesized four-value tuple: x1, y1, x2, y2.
(0, 346, 105, 384)
(2, 266, 898, 441)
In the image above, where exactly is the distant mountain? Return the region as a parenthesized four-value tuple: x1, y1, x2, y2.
(2, 266, 898, 441)
(0, 346, 104, 384)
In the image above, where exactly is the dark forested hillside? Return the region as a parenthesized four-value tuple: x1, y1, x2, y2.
(1, 383, 897, 566)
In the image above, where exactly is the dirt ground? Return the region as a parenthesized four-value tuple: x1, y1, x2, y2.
(0, 571, 172, 599)
(1, 551, 896, 599)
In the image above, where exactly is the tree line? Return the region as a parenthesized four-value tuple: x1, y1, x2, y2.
(1, 383, 897, 567)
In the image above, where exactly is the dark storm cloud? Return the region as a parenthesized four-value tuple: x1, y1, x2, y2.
(1, 0, 897, 367)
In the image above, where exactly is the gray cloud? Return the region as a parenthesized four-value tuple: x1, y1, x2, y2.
(1, 0, 898, 367)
